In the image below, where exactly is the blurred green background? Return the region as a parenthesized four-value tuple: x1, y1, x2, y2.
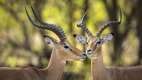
(0, 0, 142, 80)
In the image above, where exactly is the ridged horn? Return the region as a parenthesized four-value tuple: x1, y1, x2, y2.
(25, 6, 66, 43)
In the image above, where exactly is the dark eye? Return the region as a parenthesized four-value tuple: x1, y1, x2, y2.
(64, 45, 69, 49)
(73, 34, 77, 37)
(63, 43, 73, 51)
(96, 41, 101, 44)
(110, 32, 114, 36)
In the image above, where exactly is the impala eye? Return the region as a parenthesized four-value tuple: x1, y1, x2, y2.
(73, 34, 77, 37)
(63, 43, 73, 52)
(64, 45, 69, 49)
(95, 39, 102, 45)
(96, 41, 101, 44)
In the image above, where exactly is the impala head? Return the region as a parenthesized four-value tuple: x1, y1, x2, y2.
(76, 10, 122, 58)
(25, 6, 86, 61)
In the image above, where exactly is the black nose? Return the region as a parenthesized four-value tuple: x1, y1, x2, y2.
(64, 45, 69, 49)
(81, 53, 87, 59)
(83, 53, 87, 56)
(87, 49, 92, 52)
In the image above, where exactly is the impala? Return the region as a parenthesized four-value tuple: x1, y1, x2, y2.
(0, 6, 86, 80)
(77, 11, 142, 80)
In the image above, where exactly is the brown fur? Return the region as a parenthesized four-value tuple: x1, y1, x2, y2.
(91, 47, 142, 80)
(0, 43, 83, 80)
(0, 67, 43, 80)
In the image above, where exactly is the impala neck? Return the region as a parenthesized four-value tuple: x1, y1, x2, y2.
(44, 48, 66, 80)
(91, 47, 111, 80)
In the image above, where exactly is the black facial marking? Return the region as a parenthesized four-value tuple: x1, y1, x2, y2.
(64, 45, 69, 49)
(83, 53, 87, 56)
(42, 35, 47, 38)
(73, 34, 77, 37)
(110, 32, 114, 36)
(87, 49, 92, 52)
(96, 41, 101, 44)
(82, 53, 87, 59)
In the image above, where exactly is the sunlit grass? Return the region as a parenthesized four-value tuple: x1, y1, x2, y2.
(6, 57, 17, 67)
(0, 0, 141, 80)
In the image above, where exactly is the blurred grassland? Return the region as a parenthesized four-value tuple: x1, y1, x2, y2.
(0, 0, 141, 80)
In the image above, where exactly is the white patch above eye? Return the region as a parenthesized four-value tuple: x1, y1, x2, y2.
(75, 35, 87, 44)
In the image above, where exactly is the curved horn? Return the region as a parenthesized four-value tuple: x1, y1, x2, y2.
(96, 9, 122, 37)
(77, 9, 122, 39)
(25, 6, 66, 43)
(77, 13, 94, 38)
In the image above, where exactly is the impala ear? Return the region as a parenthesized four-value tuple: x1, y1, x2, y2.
(101, 33, 114, 44)
(43, 35, 57, 47)
(73, 34, 87, 44)
(45, 37, 54, 45)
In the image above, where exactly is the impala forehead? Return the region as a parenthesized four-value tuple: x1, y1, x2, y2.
(86, 38, 99, 53)
(87, 39, 95, 48)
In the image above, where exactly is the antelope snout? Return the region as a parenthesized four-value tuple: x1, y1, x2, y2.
(80, 52, 88, 61)
(85, 49, 94, 59)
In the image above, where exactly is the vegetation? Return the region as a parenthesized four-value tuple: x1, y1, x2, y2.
(0, 0, 142, 80)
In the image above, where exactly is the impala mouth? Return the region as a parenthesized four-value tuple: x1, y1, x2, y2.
(80, 53, 87, 60)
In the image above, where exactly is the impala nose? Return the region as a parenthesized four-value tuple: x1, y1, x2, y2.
(87, 49, 93, 55)
(80, 52, 88, 60)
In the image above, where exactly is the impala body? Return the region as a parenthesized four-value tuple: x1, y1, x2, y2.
(0, 44, 85, 80)
(108, 65, 142, 80)
(77, 11, 142, 80)
(90, 45, 142, 80)
(0, 67, 44, 80)
(0, 6, 86, 80)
